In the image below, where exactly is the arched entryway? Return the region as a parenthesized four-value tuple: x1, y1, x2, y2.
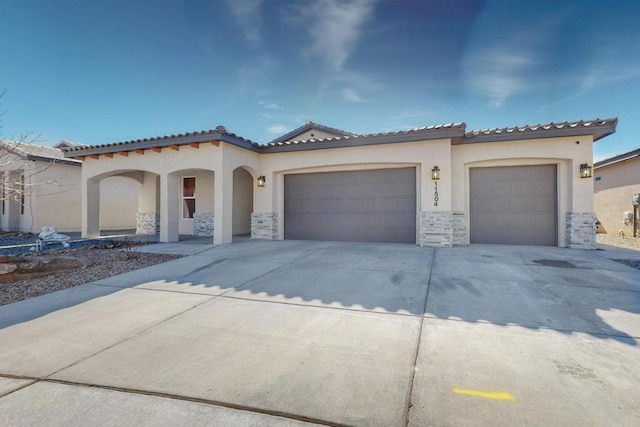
(232, 167, 254, 240)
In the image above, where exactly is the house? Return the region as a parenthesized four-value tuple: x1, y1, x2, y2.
(0, 139, 138, 233)
(62, 118, 617, 249)
(594, 148, 640, 237)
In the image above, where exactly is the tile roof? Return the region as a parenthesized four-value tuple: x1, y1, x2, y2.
(463, 118, 618, 143)
(594, 147, 640, 169)
(61, 117, 618, 158)
(62, 125, 260, 154)
(265, 122, 466, 149)
(268, 121, 358, 144)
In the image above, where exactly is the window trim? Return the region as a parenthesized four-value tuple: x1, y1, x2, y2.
(181, 176, 196, 220)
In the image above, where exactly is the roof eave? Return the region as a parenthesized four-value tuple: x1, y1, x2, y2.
(262, 128, 464, 153)
(63, 132, 261, 158)
(27, 155, 81, 166)
(459, 123, 617, 145)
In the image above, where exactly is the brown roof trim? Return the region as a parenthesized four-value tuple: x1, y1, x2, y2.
(63, 128, 260, 158)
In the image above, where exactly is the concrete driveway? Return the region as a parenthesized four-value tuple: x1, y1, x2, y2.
(0, 241, 639, 426)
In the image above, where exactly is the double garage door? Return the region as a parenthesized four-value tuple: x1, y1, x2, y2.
(284, 168, 416, 243)
(283, 164, 558, 246)
(470, 165, 558, 246)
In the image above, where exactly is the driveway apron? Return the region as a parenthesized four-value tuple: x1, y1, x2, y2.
(1, 241, 639, 426)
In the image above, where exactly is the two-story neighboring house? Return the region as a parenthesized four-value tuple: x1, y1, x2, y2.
(0, 139, 138, 233)
(594, 148, 640, 237)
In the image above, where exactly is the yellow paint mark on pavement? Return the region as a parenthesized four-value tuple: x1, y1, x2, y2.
(453, 388, 516, 401)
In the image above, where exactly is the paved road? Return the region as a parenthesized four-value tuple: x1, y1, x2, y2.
(1, 241, 639, 426)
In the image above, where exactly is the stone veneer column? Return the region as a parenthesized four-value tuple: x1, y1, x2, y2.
(193, 212, 214, 237)
(136, 212, 160, 235)
(452, 212, 468, 245)
(251, 212, 279, 240)
(419, 211, 453, 247)
(565, 212, 597, 249)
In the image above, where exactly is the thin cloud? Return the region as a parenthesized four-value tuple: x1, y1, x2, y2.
(259, 101, 281, 110)
(391, 110, 433, 121)
(468, 49, 537, 108)
(226, 0, 263, 46)
(293, 0, 377, 71)
(266, 124, 289, 134)
(342, 88, 368, 103)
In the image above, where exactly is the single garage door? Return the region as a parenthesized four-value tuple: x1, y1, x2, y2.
(284, 168, 416, 243)
(470, 165, 557, 246)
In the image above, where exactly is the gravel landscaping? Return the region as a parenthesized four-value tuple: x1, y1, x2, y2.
(0, 233, 181, 306)
(596, 234, 640, 270)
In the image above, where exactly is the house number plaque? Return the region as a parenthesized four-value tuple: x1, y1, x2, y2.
(434, 181, 439, 207)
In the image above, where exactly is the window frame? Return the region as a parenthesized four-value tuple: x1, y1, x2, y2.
(181, 176, 196, 219)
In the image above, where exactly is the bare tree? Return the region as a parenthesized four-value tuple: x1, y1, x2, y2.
(0, 90, 71, 209)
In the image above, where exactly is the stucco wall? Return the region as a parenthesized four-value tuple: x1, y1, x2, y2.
(594, 158, 640, 234)
(76, 133, 599, 246)
(451, 135, 594, 248)
(232, 167, 253, 235)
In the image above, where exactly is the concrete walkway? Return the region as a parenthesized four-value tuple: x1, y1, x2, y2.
(0, 241, 639, 426)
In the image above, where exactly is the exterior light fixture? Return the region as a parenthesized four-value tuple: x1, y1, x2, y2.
(257, 175, 266, 187)
(579, 163, 592, 179)
(431, 166, 440, 180)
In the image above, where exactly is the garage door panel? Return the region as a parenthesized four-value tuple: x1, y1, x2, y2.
(470, 165, 557, 246)
(284, 168, 416, 243)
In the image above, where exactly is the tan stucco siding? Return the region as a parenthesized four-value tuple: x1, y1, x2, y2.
(257, 139, 452, 241)
(452, 135, 595, 248)
(594, 158, 640, 234)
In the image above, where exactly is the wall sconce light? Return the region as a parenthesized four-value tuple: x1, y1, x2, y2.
(257, 175, 266, 187)
(431, 166, 440, 180)
(579, 163, 592, 179)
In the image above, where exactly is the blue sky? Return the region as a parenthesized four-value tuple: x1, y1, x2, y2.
(1, 0, 639, 160)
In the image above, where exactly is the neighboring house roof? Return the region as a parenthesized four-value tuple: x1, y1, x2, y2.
(268, 122, 358, 144)
(53, 140, 86, 150)
(0, 139, 81, 166)
(594, 147, 640, 169)
(62, 117, 618, 158)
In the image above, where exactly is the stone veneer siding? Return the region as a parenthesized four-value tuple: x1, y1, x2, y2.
(136, 212, 160, 235)
(452, 212, 468, 245)
(565, 212, 597, 249)
(193, 212, 214, 237)
(419, 211, 453, 247)
(251, 212, 279, 240)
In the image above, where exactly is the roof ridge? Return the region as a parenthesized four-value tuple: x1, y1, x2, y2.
(265, 122, 466, 147)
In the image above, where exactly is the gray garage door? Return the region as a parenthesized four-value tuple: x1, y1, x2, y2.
(284, 168, 416, 243)
(470, 165, 557, 246)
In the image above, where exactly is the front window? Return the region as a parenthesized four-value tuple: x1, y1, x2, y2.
(182, 177, 196, 219)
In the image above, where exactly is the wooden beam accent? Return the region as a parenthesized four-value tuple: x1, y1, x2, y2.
(210, 140, 220, 147)
(105, 153, 113, 158)
(76, 156, 86, 161)
(119, 151, 129, 157)
(170, 145, 180, 151)
(189, 142, 199, 149)
(89, 154, 99, 159)
(134, 149, 145, 155)
(151, 147, 162, 153)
